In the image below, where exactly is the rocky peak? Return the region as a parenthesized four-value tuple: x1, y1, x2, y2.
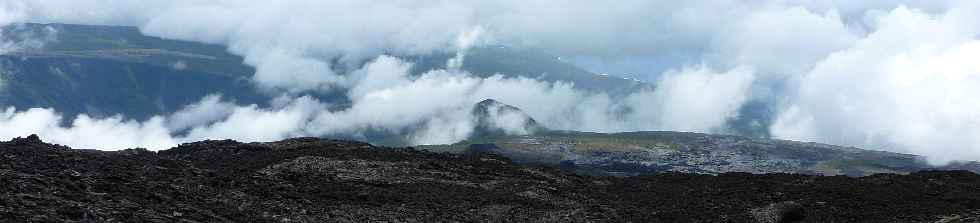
(9, 134, 43, 145)
(471, 99, 546, 137)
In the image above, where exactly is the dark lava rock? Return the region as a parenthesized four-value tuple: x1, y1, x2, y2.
(1, 136, 979, 222)
(752, 201, 805, 223)
(9, 134, 42, 145)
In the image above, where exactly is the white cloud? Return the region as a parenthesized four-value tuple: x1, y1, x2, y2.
(0, 107, 176, 150)
(171, 60, 187, 70)
(478, 102, 537, 136)
(4, 1, 929, 81)
(627, 66, 756, 133)
(314, 56, 754, 142)
(0, 54, 754, 149)
(709, 6, 858, 77)
(181, 95, 326, 143)
(772, 5, 980, 164)
(165, 94, 235, 131)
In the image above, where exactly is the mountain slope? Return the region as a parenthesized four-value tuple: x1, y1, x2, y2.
(0, 55, 267, 121)
(2, 135, 979, 222)
(407, 46, 649, 96)
(418, 101, 980, 176)
(1, 23, 647, 121)
(422, 131, 980, 177)
(470, 99, 547, 138)
(1, 23, 266, 120)
(2, 23, 252, 76)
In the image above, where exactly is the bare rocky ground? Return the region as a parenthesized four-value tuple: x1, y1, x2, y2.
(424, 131, 980, 177)
(1, 134, 979, 222)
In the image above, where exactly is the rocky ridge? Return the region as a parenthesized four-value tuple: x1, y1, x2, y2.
(425, 130, 980, 177)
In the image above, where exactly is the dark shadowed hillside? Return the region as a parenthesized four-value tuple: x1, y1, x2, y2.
(0, 23, 267, 120)
(2, 135, 979, 222)
(0, 55, 268, 121)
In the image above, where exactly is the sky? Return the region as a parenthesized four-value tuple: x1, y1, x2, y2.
(1, 0, 979, 165)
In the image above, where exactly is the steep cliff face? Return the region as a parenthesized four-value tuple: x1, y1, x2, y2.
(2, 135, 979, 222)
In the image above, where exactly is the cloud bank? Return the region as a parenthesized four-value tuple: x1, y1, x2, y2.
(772, 5, 980, 164)
(0, 56, 749, 148)
(1, 1, 979, 164)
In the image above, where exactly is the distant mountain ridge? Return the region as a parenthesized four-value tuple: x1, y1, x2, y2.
(407, 46, 650, 96)
(1, 23, 648, 121)
(0, 23, 266, 121)
(424, 101, 980, 177)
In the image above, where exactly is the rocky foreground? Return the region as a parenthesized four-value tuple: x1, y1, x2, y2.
(424, 131, 980, 177)
(1, 135, 979, 222)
